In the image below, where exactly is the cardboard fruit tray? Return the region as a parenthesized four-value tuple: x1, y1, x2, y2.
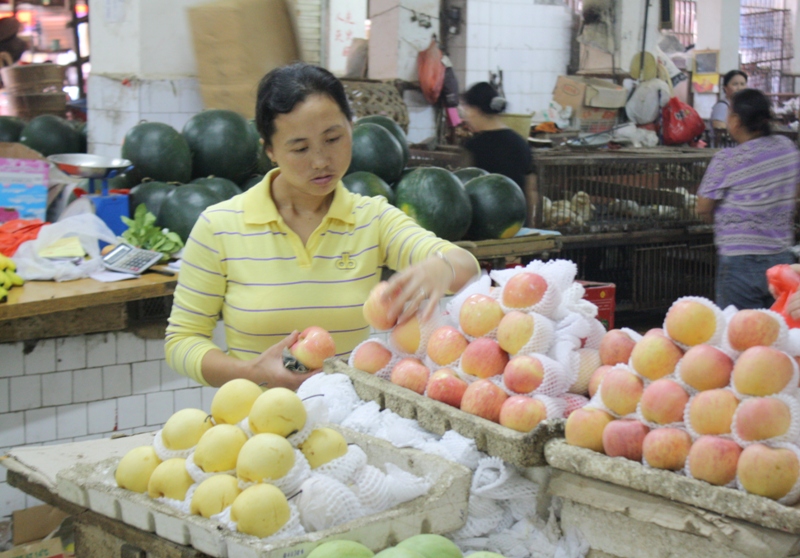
(327, 360, 565, 468)
(44, 427, 471, 558)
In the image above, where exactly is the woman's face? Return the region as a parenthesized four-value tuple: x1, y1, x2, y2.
(266, 94, 352, 199)
(725, 74, 747, 100)
(459, 103, 480, 131)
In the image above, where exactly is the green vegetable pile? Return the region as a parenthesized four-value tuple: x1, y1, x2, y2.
(121, 204, 184, 261)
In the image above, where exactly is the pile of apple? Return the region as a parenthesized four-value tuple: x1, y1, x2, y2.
(353, 261, 607, 434)
(114, 379, 347, 537)
(566, 297, 800, 504)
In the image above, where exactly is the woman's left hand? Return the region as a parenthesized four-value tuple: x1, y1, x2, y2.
(382, 255, 452, 324)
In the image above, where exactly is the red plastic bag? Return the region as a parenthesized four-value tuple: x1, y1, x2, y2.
(417, 39, 445, 105)
(0, 218, 46, 256)
(768, 264, 800, 328)
(661, 96, 705, 145)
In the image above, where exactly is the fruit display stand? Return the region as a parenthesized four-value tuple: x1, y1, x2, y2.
(326, 360, 565, 468)
(543, 438, 800, 558)
(2, 427, 471, 558)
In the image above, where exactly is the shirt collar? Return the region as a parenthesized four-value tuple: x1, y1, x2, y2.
(242, 168, 356, 226)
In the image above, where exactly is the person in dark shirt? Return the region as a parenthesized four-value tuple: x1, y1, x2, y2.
(460, 82, 534, 222)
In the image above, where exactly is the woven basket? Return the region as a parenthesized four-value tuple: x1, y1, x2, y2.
(7, 92, 67, 119)
(1, 63, 65, 94)
(342, 79, 409, 133)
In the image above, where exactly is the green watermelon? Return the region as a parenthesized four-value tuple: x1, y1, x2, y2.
(348, 123, 405, 184)
(374, 549, 425, 558)
(156, 184, 225, 242)
(70, 120, 88, 153)
(122, 122, 192, 185)
(241, 174, 265, 191)
(396, 535, 462, 558)
(20, 115, 82, 156)
(0, 116, 25, 142)
(356, 115, 409, 168)
(183, 110, 257, 183)
(454, 167, 488, 185)
(191, 176, 242, 200)
(464, 553, 505, 558)
(247, 119, 274, 176)
(464, 174, 526, 240)
(307, 540, 375, 558)
(343, 171, 394, 204)
(394, 167, 472, 241)
(129, 181, 177, 217)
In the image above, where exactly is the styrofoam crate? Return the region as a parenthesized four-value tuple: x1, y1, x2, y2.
(54, 426, 471, 557)
(118, 496, 156, 531)
(326, 360, 565, 467)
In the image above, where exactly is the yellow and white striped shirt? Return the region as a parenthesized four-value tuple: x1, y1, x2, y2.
(165, 168, 474, 385)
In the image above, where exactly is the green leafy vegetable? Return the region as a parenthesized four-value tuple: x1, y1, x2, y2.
(121, 204, 184, 261)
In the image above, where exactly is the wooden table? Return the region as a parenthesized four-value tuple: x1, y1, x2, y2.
(0, 270, 177, 342)
(456, 231, 561, 270)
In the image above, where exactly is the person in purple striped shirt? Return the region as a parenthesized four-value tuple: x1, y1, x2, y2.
(697, 88, 800, 311)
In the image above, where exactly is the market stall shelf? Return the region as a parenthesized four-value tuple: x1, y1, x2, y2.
(545, 438, 800, 558)
(327, 359, 565, 468)
(2, 428, 471, 558)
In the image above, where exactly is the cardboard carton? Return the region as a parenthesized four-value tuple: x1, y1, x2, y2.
(0, 143, 49, 223)
(187, 0, 301, 119)
(553, 75, 627, 110)
(0, 538, 65, 558)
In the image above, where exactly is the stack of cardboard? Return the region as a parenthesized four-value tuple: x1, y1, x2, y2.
(551, 76, 627, 133)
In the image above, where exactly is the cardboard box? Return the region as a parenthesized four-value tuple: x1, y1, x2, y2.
(572, 106, 619, 134)
(553, 75, 627, 110)
(187, 0, 301, 119)
(579, 280, 616, 330)
(0, 156, 49, 223)
(0, 538, 64, 558)
(12, 505, 69, 547)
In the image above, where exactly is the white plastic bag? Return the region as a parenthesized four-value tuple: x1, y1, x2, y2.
(14, 214, 118, 282)
(625, 78, 671, 125)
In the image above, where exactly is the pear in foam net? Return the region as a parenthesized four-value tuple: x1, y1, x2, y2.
(193, 424, 249, 473)
(237, 433, 296, 483)
(115, 446, 162, 493)
(249, 387, 307, 437)
(161, 408, 213, 450)
(211, 378, 264, 425)
(147, 458, 194, 500)
(300, 427, 348, 469)
(190, 474, 241, 518)
(231, 483, 291, 538)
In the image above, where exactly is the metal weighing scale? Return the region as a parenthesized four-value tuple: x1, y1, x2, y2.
(47, 154, 133, 236)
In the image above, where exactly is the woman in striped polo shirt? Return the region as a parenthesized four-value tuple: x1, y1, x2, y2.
(165, 63, 480, 389)
(697, 88, 799, 311)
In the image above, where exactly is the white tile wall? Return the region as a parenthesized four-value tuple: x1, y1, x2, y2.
(0, 331, 208, 519)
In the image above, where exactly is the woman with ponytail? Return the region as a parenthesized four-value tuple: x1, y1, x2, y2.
(697, 88, 800, 310)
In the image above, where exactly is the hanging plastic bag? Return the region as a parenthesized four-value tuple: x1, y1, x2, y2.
(417, 38, 445, 105)
(13, 214, 119, 282)
(662, 96, 706, 145)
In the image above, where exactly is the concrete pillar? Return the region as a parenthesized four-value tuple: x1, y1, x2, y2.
(694, 0, 740, 118)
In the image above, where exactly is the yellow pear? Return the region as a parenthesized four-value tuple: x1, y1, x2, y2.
(211, 379, 264, 425)
(193, 424, 249, 473)
(248, 387, 307, 437)
(300, 427, 348, 469)
(237, 433, 296, 483)
(190, 474, 241, 518)
(115, 446, 162, 493)
(231, 483, 290, 538)
(161, 408, 213, 450)
(147, 458, 194, 500)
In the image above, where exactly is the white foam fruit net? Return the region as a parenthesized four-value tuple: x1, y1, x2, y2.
(736, 442, 800, 506)
(501, 312, 555, 357)
(352, 464, 393, 514)
(559, 393, 589, 417)
(560, 282, 599, 320)
(494, 352, 575, 398)
(445, 274, 493, 324)
(287, 396, 329, 447)
(491, 260, 578, 319)
(313, 444, 368, 484)
(663, 296, 725, 351)
(339, 400, 383, 436)
(387, 312, 443, 359)
(584, 318, 607, 350)
(418, 430, 481, 470)
(155, 481, 197, 515)
(786, 329, 800, 357)
(296, 372, 362, 425)
(568, 348, 601, 395)
(297, 474, 365, 532)
(730, 393, 800, 448)
(152, 429, 195, 461)
(185, 451, 235, 485)
(237, 450, 310, 497)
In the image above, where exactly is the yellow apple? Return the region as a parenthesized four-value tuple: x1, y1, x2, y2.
(211, 379, 264, 425)
(231, 483, 291, 538)
(193, 424, 249, 473)
(147, 458, 194, 500)
(190, 474, 241, 517)
(115, 446, 161, 493)
(161, 408, 213, 450)
(237, 433, 296, 483)
(299, 427, 348, 469)
(249, 387, 307, 437)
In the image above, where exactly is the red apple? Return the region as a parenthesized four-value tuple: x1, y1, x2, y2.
(460, 379, 509, 423)
(642, 428, 692, 470)
(499, 396, 548, 432)
(390, 358, 430, 394)
(362, 282, 396, 330)
(502, 272, 549, 309)
(459, 294, 505, 338)
(599, 329, 636, 366)
(503, 355, 546, 394)
(351, 341, 392, 374)
(460, 338, 509, 379)
(602, 419, 650, 461)
(427, 326, 468, 366)
(426, 368, 468, 408)
(290, 326, 336, 369)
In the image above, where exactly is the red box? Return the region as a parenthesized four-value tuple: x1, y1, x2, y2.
(579, 280, 616, 330)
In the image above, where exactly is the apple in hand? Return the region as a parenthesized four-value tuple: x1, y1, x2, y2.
(290, 326, 336, 370)
(363, 281, 397, 330)
(426, 368, 468, 408)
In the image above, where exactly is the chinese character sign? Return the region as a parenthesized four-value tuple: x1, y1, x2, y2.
(327, 0, 367, 75)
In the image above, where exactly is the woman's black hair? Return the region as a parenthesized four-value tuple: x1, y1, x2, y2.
(255, 62, 353, 146)
(461, 82, 507, 115)
(722, 69, 748, 88)
(730, 88, 772, 137)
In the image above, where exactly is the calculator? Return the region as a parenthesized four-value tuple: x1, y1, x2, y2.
(102, 243, 163, 274)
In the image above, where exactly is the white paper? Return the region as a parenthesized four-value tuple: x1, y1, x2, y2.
(90, 270, 137, 282)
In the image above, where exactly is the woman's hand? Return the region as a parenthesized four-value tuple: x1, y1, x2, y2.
(383, 255, 453, 325)
(245, 331, 319, 390)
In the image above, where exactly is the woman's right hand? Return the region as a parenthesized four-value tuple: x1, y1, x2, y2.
(246, 331, 318, 391)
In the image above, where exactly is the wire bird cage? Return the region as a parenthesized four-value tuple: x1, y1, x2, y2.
(532, 149, 714, 234)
